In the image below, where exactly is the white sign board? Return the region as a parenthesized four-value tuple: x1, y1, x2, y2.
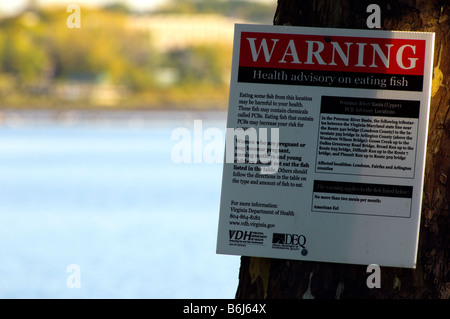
(216, 24, 434, 268)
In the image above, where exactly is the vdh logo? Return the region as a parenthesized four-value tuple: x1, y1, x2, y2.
(228, 230, 267, 247)
(229, 230, 253, 241)
(272, 233, 308, 255)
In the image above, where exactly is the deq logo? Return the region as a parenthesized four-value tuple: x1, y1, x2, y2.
(272, 233, 308, 256)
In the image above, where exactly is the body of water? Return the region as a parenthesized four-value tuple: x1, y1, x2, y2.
(0, 110, 240, 298)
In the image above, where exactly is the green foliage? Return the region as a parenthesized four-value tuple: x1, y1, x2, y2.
(42, 8, 158, 90)
(167, 44, 231, 87)
(0, 17, 49, 84)
(0, 3, 242, 108)
(0, 8, 160, 96)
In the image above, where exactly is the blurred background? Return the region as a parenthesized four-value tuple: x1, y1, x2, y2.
(0, 0, 274, 110)
(0, 0, 276, 298)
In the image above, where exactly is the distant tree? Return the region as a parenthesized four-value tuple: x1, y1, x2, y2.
(41, 8, 158, 91)
(0, 26, 49, 85)
(167, 45, 230, 87)
(103, 2, 131, 14)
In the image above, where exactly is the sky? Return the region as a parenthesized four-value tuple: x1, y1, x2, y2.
(0, 0, 275, 17)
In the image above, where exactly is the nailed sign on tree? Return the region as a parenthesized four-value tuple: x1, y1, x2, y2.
(217, 24, 434, 268)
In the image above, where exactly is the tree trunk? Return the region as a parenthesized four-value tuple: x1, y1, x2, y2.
(236, 0, 449, 299)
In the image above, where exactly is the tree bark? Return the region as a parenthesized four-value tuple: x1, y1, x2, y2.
(236, 0, 449, 299)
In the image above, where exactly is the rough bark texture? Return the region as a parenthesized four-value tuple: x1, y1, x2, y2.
(236, 0, 449, 299)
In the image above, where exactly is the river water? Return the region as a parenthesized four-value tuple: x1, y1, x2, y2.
(0, 110, 240, 298)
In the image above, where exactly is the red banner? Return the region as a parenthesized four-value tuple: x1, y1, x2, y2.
(239, 32, 426, 76)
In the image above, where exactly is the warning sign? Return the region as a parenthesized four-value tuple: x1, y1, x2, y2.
(216, 24, 434, 268)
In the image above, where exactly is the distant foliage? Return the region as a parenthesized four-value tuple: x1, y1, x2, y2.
(0, 2, 252, 107)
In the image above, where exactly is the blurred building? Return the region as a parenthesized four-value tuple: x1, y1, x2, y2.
(128, 14, 243, 51)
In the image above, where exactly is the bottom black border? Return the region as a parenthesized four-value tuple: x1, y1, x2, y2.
(2, 298, 445, 317)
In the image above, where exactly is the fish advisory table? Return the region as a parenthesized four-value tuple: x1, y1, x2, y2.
(217, 24, 434, 268)
(312, 180, 413, 218)
(316, 96, 419, 179)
